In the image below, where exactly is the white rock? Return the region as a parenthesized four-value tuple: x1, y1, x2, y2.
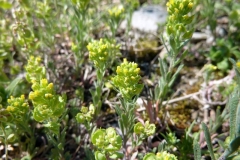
(121, 5, 168, 33)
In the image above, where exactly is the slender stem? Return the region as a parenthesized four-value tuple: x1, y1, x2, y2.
(1, 124, 8, 160)
(47, 131, 64, 159)
(17, 120, 35, 156)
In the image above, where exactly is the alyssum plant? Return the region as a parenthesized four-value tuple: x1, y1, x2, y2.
(76, 38, 120, 133)
(0, 56, 68, 159)
(1, 95, 34, 159)
(25, 56, 68, 159)
(75, 36, 156, 159)
(152, 0, 194, 123)
(1, 1, 220, 159)
(111, 59, 156, 159)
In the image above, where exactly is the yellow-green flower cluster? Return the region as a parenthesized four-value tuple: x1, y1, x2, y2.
(25, 56, 65, 124)
(134, 121, 156, 136)
(166, 0, 194, 41)
(108, 5, 125, 20)
(29, 79, 65, 122)
(91, 127, 122, 153)
(87, 39, 119, 69)
(6, 95, 29, 120)
(143, 151, 177, 160)
(25, 56, 46, 83)
(156, 151, 177, 160)
(111, 59, 143, 100)
(76, 104, 95, 123)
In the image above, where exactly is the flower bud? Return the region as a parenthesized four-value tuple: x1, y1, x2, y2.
(112, 59, 143, 100)
(134, 122, 144, 134)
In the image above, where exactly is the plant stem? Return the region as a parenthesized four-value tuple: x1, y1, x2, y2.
(1, 124, 8, 160)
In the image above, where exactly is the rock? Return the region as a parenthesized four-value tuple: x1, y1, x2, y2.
(119, 5, 167, 62)
(131, 5, 167, 32)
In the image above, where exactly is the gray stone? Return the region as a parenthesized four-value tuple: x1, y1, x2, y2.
(131, 5, 167, 32)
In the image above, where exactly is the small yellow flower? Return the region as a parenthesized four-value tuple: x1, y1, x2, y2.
(45, 93, 53, 98)
(14, 102, 19, 107)
(182, 15, 188, 20)
(108, 5, 124, 18)
(41, 79, 48, 86)
(29, 92, 35, 100)
(47, 83, 53, 90)
(36, 57, 41, 63)
(135, 68, 140, 74)
(6, 106, 14, 112)
(22, 103, 28, 107)
(188, 2, 193, 8)
(174, 8, 179, 14)
(179, 3, 184, 10)
(20, 95, 24, 100)
(236, 61, 240, 68)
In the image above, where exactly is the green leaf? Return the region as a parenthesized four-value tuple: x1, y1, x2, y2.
(158, 141, 167, 152)
(227, 87, 240, 140)
(166, 72, 172, 83)
(0, 70, 9, 83)
(202, 122, 216, 160)
(217, 59, 229, 71)
(118, 118, 124, 135)
(232, 154, 240, 160)
(211, 107, 225, 133)
(229, 58, 240, 85)
(219, 136, 240, 159)
(143, 153, 156, 160)
(187, 120, 196, 136)
(23, 28, 32, 38)
(174, 50, 188, 67)
(21, 155, 32, 160)
(0, 1, 12, 9)
(169, 35, 177, 54)
(33, 108, 46, 122)
(7, 133, 16, 143)
(91, 129, 105, 146)
(5, 77, 23, 96)
(178, 39, 190, 51)
(159, 58, 167, 78)
(71, 0, 77, 5)
(109, 152, 124, 159)
(169, 64, 184, 88)
(236, 102, 240, 137)
(0, 109, 12, 122)
(229, 10, 239, 21)
(19, 0, 31, 8)
(193, 139, 201, 160)
(84, 147, 95, 160)
(121, 113, 128, 128)
(182, 29, 194, 40)
(95, 151, 107, 160)
(43, 121, 60, 136)
(0, 85, 7, 103)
